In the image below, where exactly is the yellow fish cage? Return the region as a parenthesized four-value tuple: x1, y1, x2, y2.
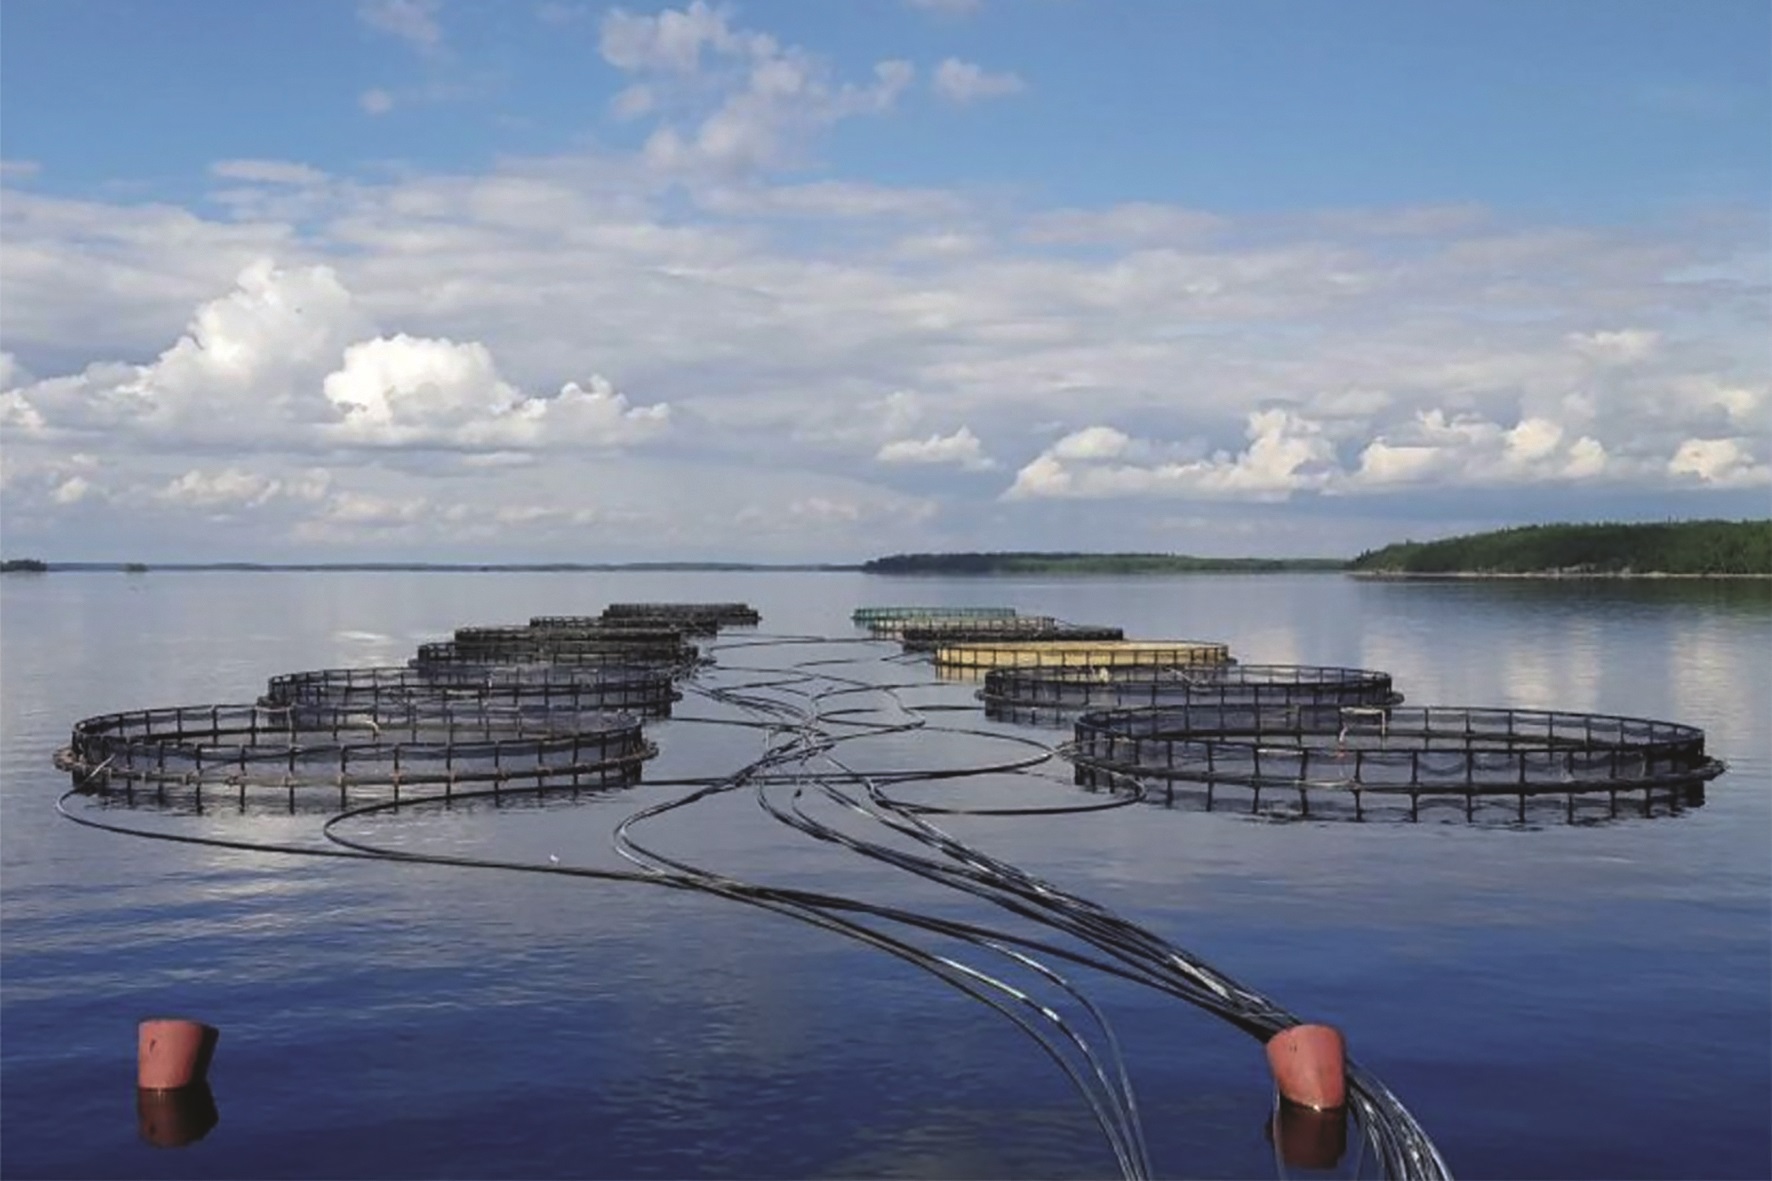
(932, 639, 1233, 679)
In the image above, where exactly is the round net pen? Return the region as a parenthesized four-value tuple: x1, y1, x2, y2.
(602, 602, 760, 627)
(934, 639, 1233, 676)
(532, 613, 721, 637)
(864, 610, 1034, 638)
(455, 623, 688, 647)
(981, 663, 1400, 727)
(853, 606, 1017, 627)
(1068, 703, 1727, 824)
(53, 702, 656, 810)
(262, 664, 680, 717)
(900, 624, 1126, 651)
(416, 635, 700, 672)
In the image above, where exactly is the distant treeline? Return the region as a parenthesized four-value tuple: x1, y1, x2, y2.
(862, 552, 1344, 575)
(0, 558, 48, 573)
(1349, 520, 1772, 576)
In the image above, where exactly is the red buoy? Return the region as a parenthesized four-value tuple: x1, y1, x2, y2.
(137, 1019, 218, 1091)
(1265, 1023, 1346, 1110)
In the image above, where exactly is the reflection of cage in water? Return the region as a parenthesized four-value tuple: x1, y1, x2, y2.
(899, 621, 1125, 650)
(935, 639, 1233, 673)
(53, 701, 655, 804)
(982, 663, 1400, 727)
(262, 664, 680, 717)
(602, 602, 760, 627)
(853, 606, 1017, 627)
(1067, 703, 1725, 823)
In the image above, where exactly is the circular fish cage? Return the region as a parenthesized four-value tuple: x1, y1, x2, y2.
(455, 623, 687, 646)
(853, 606, 1018, 627)
(532, 613, 721, 637)
(52, 702, 655, 802)
(866, 614, 1046, 639)
(416, 635, 700, 671)
(981, 663, 1400, 727)
(934, 639, 1233, 675)
(1068, 703, 1726, 823)
(901, 622, 1124, 651)
(261, 664, 680, 717)
(602, 602, 761, 627)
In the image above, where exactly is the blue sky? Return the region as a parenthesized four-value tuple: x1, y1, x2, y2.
(1, 0, 1767, 561)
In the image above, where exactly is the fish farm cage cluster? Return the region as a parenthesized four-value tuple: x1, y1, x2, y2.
(52, 602, 761, 810)
(854, 604, 1727, 824)
(47, 596, 1738, 1181)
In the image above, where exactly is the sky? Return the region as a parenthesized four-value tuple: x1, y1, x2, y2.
(1, 0, 1767, 563)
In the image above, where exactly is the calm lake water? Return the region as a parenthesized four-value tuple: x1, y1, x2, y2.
(2, 571, 1768, 1180)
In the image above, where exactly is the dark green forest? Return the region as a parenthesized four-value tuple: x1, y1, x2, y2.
(862, 552, 1344, 575)
(1349, 520, 1772, 575)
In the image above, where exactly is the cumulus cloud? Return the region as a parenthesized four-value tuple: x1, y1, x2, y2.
(1006, 411, 1337, 501)
(1667, 437, 1770, 487)
(600, 3, 915, 174)
(2, 2, 1764, 561)
(1350, 411, 1613, 489)
(932, 58, 1025, 104)
(3, 260, 670, 456)
(876, 425, 995, 470)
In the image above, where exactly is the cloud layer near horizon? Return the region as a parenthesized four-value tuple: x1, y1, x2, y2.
(1, 3, 1766, 561)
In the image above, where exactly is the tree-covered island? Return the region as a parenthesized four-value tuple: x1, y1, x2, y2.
(1348, 520, 1772, 577)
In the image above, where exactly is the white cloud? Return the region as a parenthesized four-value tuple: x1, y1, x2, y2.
(51, 475, 94, 505)
(210, 159, 329, 186)
(932, 58, 1025, 104)
(600, 3, 915, 174)
(3, 19, 1764, 561)
(1568, 328, 1659, 365)
(906, 0, 983, 14)
(1006, 410, 1337, 501)
(360, 88, 397, 115)
(0, 159, 42, 179)
(5, 260, 671, 456)
(877, 425, 995, 470)
(1668, 437, 1770, 487)
(358, 0, 445, 56)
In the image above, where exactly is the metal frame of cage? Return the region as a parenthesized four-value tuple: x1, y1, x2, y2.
(1067, 702, 1725, 820)
(852, 606, 1018, 626)
(53, 702, 655, 801)
(935, 639, 1233, 672)
(261, 664, 680, 716)
(981, 663, 1400, 726)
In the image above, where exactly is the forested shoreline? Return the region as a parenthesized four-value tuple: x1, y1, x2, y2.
(1348, 520, 1772, 576)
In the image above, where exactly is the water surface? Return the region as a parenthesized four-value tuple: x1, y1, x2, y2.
(2, 572, 1767, 1179)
